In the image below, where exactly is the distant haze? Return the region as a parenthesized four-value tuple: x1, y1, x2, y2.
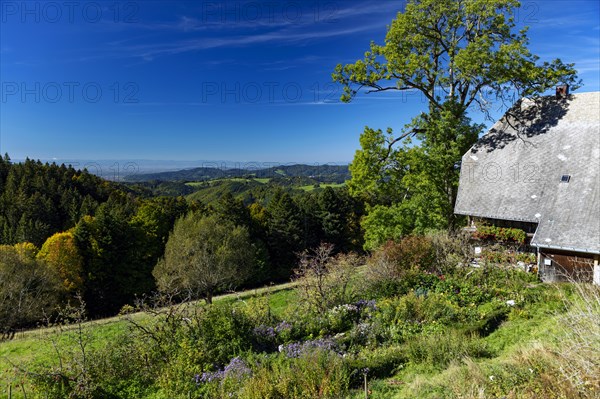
(11, 158, 350, 181)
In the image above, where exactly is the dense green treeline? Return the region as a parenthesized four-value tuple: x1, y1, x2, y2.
(0, 154, 113, 246)
(0, 154, 363, 327)
(72, 194, 192, 316)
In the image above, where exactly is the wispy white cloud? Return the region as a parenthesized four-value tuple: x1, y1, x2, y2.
(88, 1, 402, 34)
(72, 1, 400, 61)
(94, 20, 386, 61)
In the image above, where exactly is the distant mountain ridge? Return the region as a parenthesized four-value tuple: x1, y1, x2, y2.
(125, 164, 351, 183)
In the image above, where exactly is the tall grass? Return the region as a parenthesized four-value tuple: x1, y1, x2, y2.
(555, 283, 600, 397)
(395, 283, 600, 399)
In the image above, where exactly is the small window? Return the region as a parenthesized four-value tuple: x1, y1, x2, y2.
(560, 175, 571, 183)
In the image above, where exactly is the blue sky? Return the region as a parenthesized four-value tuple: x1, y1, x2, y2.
(0, 0, 598, 164)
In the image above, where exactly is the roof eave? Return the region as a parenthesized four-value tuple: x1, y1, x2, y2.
(531, 242, 600, 255)
(454, 210, 538, 223)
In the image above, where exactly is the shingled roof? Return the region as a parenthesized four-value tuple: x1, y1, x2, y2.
(455, 91, 600, 254)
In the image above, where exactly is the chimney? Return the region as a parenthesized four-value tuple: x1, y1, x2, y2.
(556, 84, 569, 99)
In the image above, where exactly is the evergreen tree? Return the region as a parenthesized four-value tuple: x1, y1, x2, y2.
(266, 189, 303, 278)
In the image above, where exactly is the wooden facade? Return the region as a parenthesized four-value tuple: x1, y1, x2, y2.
(539, 249, 596, 283)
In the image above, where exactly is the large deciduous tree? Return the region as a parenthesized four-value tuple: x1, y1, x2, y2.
(153, 213, 255, 304)
(333, 0, 580, 249)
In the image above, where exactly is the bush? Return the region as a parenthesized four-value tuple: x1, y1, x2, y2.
(194, 356, 253, 398)
(153, 302, 256, 394)
(120, 300, 258, 395)
(194, 349, 352, 399)
(191, 303, 256, 367)
(429, 231, 472, 272)
(0, 244, 62, 335)
(294, 244, 361, 314)
(374, 236, 436, 274)
(24, 299, 153, 399)
(363, 235, 449, 299)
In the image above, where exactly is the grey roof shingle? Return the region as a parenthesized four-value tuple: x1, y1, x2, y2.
(455, 91, 600, 254)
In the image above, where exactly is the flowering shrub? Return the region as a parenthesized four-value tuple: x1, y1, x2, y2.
(327, 303, 360, 332)
(326, 299, 378, 333)
(473, 225, 527, 244)
(253, 324, 276, 340)
(252, 320, 295, 350)
(195, 356, 252, 385)
(355, 299, 377, 312)
(347, 321, 380, 348)
(481, 249, 512, 264)
(279, 338, 341, 358)
(275, 320, 293, 333)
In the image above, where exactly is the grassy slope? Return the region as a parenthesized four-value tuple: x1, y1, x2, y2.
(185, 178, 346, 203)
(352, 284, 593, 399)
(3, 277, 594, 398)
(185, 179, 265, 203)
(0, 282, 297, 383)
(297, 182, 347, 192)
(185, 178, 270, 187)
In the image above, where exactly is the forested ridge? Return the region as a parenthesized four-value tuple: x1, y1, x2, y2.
(126, 164, 350, 183)
(0, 154, 363, 327)
(0, 155, 114, 247)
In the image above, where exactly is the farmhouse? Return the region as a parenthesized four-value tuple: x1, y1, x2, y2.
(455, 88, 600, 284)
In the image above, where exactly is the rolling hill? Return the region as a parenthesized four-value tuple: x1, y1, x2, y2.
(124, 164, 350, 183)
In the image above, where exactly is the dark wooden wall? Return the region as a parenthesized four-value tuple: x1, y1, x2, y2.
(540, 251, 595, 283)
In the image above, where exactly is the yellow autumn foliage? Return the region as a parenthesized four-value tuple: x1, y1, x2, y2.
(37, 231, 84, 294)
(13, 242, 39, 259)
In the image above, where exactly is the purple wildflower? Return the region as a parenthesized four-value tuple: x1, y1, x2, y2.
(355, 299, 377, 311)
(275, 320, 292, 333)
(223, 356, 251, 379)
(281, 338, 341, 358)
(195, 357, 251, 385)
(195, 370, 224, 384)
(253, 325, 276, 339)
